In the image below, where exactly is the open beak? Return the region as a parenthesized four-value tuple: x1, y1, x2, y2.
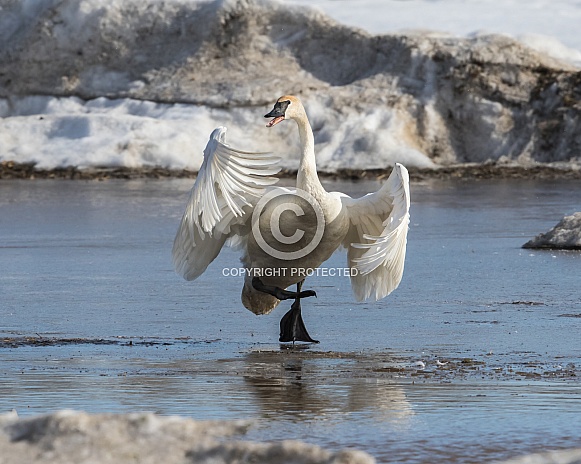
(264, 103, 287, 127)
(266, 116, 284, 127)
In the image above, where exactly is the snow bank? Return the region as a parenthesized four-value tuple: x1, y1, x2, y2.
(518, 34, 581, 68)
(523, 212, 581, 250)
(285, 0, 581, 68)
(3, 410, 581, 464)
(500, 448, 581, 464)
(0, 96, 256, 171)
(1, 0, 580, 171)
(0, 95, 434, 171)
(0, 410, 374, 464)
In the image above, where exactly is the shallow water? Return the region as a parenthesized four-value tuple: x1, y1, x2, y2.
(1, 178, 581, 463)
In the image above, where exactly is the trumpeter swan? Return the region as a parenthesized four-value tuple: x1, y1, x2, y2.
(173, 95, 410, 343)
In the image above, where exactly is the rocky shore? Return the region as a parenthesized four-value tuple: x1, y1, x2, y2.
(2, 161, 581, 181)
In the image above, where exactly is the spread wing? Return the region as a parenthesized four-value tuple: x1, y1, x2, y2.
(341, 163, 410, 302)
(172, 127, 280, 281)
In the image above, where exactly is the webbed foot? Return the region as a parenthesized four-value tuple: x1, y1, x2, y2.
(279, 299, 319, 344)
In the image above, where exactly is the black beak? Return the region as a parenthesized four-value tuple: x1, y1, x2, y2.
(264, 100, 291, 119)
(265, 100, 291, 127)
(264, 108, 282, 118)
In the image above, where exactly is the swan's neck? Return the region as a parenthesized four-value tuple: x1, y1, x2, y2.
(296, 115, 325, 197)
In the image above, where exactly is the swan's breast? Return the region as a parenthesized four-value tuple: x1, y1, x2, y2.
(243, 192, 349, 288)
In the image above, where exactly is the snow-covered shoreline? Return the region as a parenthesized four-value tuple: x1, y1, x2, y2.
(284, 0, 581, 68)
(3, 410, 581, 464)
(1, 0, 580, 173)
(0, 410, 374, 464)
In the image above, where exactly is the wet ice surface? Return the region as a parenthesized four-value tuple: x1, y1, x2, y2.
(1, 178, 580, 463)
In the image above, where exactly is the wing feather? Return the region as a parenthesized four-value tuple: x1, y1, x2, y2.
(342, 163, 410, 302)
(172, 127, 280, 281)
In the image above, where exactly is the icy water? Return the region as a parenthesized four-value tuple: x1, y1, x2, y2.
(1, 178, 580, 463)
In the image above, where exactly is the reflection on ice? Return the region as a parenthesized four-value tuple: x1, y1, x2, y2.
(242, 351, 414, 425)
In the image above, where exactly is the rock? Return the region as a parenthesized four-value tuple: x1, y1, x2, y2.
(0, 410, 374, 464)
(523, 212, 581, 249)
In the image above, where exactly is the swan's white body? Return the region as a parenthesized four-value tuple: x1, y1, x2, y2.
(173, 96, 410, 317)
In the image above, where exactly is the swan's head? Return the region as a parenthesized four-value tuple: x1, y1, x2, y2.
(264, 95, 304, 127)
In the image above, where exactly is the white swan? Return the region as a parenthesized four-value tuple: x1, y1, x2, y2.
(173, 95, 410, 343)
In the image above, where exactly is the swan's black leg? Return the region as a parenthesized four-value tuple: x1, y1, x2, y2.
(279, 280, 319, 344)
(252, 277, 316, 301)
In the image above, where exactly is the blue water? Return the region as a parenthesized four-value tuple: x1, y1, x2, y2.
(1, 178, 580, 463)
